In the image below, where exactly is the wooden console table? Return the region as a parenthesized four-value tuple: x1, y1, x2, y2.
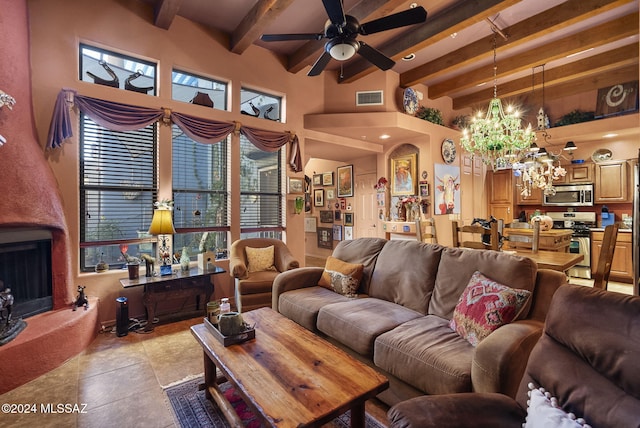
(120, 266, 225, 331)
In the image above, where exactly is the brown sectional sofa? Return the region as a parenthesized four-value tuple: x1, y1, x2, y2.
(272, 238, 567, 406)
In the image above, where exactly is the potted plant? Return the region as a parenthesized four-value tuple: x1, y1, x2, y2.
(415, 106, 444, 126)
(451, 115, 471, 130)
(554, 109, 595, 127)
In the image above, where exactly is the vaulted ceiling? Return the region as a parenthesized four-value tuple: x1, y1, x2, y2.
(143, 0, 638, 111)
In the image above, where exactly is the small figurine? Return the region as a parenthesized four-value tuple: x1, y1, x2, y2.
(0, 287, 14, 324)
(73, 285, 89, 311)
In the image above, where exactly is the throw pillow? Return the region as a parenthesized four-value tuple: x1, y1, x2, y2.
(318, 256, 364, 296)
(245, 246, 277, 272)
(449, 270, 531, 346)
(524, 383, 590, 428)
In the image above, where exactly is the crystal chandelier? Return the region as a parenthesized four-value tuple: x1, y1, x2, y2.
(461, 34, 535, 170)
(514, 154, 566, 197)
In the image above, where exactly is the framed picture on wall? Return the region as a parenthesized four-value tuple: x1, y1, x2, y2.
(288, 177, 304, 194)
(344, 226, 353, 240)
(322, 172, 334, 186)
(326, 188, 335, 200)
(304, 217, 317, 233)
(317, 227, 333, 249)
(391, 153, 417, 196)
(333, 224, 342, 241)
(337, 165, 354, 198)
(419, 182, 429, 197)
(344, 212, 354, 226)
(313, 174, 322, 186)
(314, 189, 324, 207)
(319, 210, 334, 223)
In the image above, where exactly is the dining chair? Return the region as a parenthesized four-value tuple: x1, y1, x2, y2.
(584, 223, 619, 290)
(452, 220, 499, 250)
(416, 218, 437, 243)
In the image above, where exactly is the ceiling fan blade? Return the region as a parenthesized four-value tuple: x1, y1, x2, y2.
(360, 6, 427, 35)
(307, 51, 332, 76)
(261, 33, 323, 42)
(322, 0, 346, 27)
(357, 42, 395, 71)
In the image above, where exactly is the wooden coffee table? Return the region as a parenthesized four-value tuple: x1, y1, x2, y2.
(191, 307, 389, 428)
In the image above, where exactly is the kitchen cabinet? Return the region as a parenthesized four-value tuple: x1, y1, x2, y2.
(488, 169, 515, 223)
(554, 163, 594, 184)
(591, 229, 633, 283)
(594, 160, 629, 203)
(515, 174, 543, 205)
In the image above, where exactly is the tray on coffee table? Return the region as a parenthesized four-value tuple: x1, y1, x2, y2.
(203, 317, 255, 347)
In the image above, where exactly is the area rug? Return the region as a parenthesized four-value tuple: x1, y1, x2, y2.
(165, 376, 386, 428)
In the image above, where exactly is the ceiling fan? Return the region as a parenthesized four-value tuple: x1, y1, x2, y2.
(260, 0, 427, 76)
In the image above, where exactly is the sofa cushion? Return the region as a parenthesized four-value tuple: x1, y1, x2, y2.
(317, 298, 423, 356)
(318, 256, 364, 296)
(330, 238, 387, 293)
(368, 240, 444, 314)
(245, 245, 276, 272)
(278, 286, 351, 331)
(374, 315, 474, 395)
(449, 271, 532, 347)
(430, 247, 537, 320)
(236, 270, 281, 294)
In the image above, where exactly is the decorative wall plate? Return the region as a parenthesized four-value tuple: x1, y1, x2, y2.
(441, 139, 456, 164)
(403, 88, 419, 115)
(591, 148, 612, 163)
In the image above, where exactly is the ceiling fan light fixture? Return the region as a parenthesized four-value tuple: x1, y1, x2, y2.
(328, 39, 358, 60)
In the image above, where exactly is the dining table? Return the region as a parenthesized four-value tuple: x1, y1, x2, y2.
(509, 249, 584, 272)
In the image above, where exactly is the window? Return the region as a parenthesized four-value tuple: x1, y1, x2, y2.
(80, 116, 157, 271)
(240, 87, 282, 122)
(240, 135, 285, 239)
(80, 44, 157, 96)
(172, 125, 229, 259)
(172, 69, 228, 111)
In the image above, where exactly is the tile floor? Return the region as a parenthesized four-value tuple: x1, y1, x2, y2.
(0, 315, 390, 428)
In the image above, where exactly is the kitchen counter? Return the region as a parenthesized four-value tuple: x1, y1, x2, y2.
(504, 228, 573, 252)
(590, 228, 632, 233)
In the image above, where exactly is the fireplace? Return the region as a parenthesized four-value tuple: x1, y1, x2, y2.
(0, 229, 53, 319)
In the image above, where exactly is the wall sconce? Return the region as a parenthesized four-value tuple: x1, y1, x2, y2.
(294, 196, 304, 215)
(148, 207, 176, 276)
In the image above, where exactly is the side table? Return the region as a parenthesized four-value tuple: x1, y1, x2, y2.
(120, 266, 225, 331)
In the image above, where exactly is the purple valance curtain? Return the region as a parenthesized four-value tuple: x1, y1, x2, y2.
(46, 88, 301, 171)
(171, 111, 236, 144)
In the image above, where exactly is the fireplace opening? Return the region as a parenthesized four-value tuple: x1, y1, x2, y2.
(0, 229, 53, 319)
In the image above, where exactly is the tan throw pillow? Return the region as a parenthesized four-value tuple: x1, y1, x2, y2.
(245, 246, 276, 272)
(319, 256, 364, 295)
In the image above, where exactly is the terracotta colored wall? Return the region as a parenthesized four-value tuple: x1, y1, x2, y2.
(0, 0, 73, 308)
(26, 0, 324, 325)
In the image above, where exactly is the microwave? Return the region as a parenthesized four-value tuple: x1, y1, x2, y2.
(543, 183, 594, 207)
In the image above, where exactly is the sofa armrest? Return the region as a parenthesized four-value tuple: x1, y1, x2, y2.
(387, 393, 525, 428)
(528, 269, 566, 322)
(472, 319, 543, 399)
(272, 267, 324, 311)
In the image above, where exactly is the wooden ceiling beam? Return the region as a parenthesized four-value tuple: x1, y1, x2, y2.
(453, 43, 640, 109)
(287, 0, 408, 74)
(337, 0, 520, 84)
(428, 13, 639, 100)
(231, 0, 296, 54)
(154, 0, 183, 30)
(400, 0, 633, 88)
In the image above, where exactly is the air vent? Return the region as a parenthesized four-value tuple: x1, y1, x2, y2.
(356, 90, 383, 106)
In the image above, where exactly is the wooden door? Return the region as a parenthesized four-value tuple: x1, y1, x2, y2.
(355, 173, 377, 238)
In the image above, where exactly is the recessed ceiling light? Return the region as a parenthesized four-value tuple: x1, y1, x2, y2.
(402, 53, 416, 61)
(450, 32, 458, 39)
(603, 133, 618, 138)
(379, 134, 390, 140)
(410, 3, 418, 8)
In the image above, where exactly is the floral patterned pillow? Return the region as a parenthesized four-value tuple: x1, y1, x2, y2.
(245, 246, 276, 272)
(449, 270, 531, 346)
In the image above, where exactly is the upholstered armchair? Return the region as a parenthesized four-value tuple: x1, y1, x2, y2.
(229, 238, 299, 313)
